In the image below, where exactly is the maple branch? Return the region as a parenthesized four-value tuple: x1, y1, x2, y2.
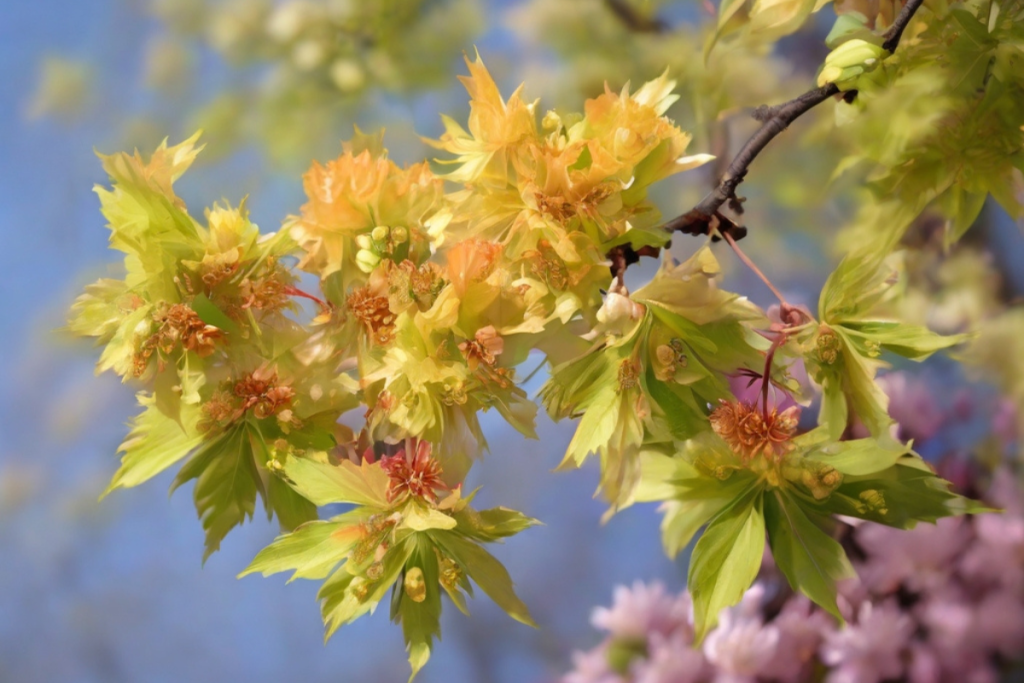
(604, 0, 670, 33)
(662, 83, 839, 242)
(882, 0, 925, 52)
(604, 0, 925, 278)
(662, 0, 925, 242)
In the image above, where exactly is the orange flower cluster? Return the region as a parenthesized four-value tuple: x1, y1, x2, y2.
(233, 371, 296, 420)
(709, 400, 800, 462)
(347, 286, 397, 345)
(134, 302, 223, 375)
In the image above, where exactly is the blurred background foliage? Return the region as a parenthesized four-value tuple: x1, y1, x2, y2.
(2, 0, 1022, 681)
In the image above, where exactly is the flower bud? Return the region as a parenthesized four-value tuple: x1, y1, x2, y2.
(817, 38, 889, 90)
(404, 567, 427, 603)
(356, 250, 380, 273)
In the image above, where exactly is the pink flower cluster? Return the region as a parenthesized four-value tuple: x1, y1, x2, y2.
(561, 471, 1024, 683)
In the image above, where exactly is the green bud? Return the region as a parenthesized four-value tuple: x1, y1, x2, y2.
(371, 225, 389, 242)
(818, 39, 890, 90)
(356, 249, 380, 273)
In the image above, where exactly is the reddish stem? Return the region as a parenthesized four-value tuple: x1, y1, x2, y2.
(723, 232, 788, 306)
(284, 285, 329, 310)
(761, 333, 786, 419)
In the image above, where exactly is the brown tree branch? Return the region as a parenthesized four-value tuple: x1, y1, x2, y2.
(659, 0, 926, 243)
(882, 0, 925, 52)
(662, 82, 839, 242)
(604, 0, 670, 33)
(605, 0, 926, 280)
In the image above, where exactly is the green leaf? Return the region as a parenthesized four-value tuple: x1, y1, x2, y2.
(238, 512, 366, 581)
(402, 503, 458, 532)
(245, 428, 317, 531)
(938, 184, 988, 245)
(765, 490, 854, 620)
(103, 393, 204, 498)
(67, 278, 129, 341)
(319, 537, 413, 641)
(430, 531, 536, 628)
(284, 456, 390, 509)
(817, 370, 849, 440)
(453, 506, 541, 543)
(950, 8, 996, 47)
(835, 328, 893, 438)
(190, 292, 241, 336)
(173, 426, 259, 561)
(396, 535, 443, 681)
(811, 463, 971, 528)
(842, 321, 969, 360)
(688, 487, 765, 642)
(819, 252, 898, 324)
(661, 471, 761, 559)
(804, 437, 908, 476)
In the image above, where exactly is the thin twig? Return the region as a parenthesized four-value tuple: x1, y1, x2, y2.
(882, 0, 925, 52)
(604, 0, 670, 33)
(602, 0, 926, 277)
(761, 334, 785, 418)
(661, 0, 926, 242)
(723, 231, 787, 305)
(663, 83, 839, 241)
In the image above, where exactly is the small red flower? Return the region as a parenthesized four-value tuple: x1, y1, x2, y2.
(380, 441, 447, 503)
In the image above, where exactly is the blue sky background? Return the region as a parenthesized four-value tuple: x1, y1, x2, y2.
(0, 3, 688, 682)
(2, 2, 1023, 682)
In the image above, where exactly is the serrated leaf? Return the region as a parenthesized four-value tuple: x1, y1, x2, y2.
(430, 531, 536, 628)
(284, 456, 390, 509)
(238, 512, 365, 581)
(811, 463, 969, 528)
(396, 535, 443, 681)
(103, 393, 204, 498)
(319, 537, 413, 641)
(453, 506, 541, 542)
(765, 490, 854, 621)
(173, 426, 260, 561)
(842, 321, 969, 360)
(805, 437, 908, 476)
(688, 487, 765, 642)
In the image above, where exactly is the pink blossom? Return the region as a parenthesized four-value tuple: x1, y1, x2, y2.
(633, 630, 709, 683)
(702, 585, 780, 683)
(907, 642, 941, 683)
(972, 590, 1024, 659)
(992, 398, 1018, 447)
(855, 517, 968, 593)
(591, 582, 691, 640)
(761, 596, 835, 683)
(821, 599, 913, 683)
(876, 372, 944, 443)
(563, 644, 623, 683)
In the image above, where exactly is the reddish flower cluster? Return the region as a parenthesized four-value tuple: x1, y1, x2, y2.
(380, 441, 447, 503)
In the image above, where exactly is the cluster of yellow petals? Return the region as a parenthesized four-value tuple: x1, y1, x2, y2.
(423, 54, 712, 322)
(289, 133, 443, 281)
